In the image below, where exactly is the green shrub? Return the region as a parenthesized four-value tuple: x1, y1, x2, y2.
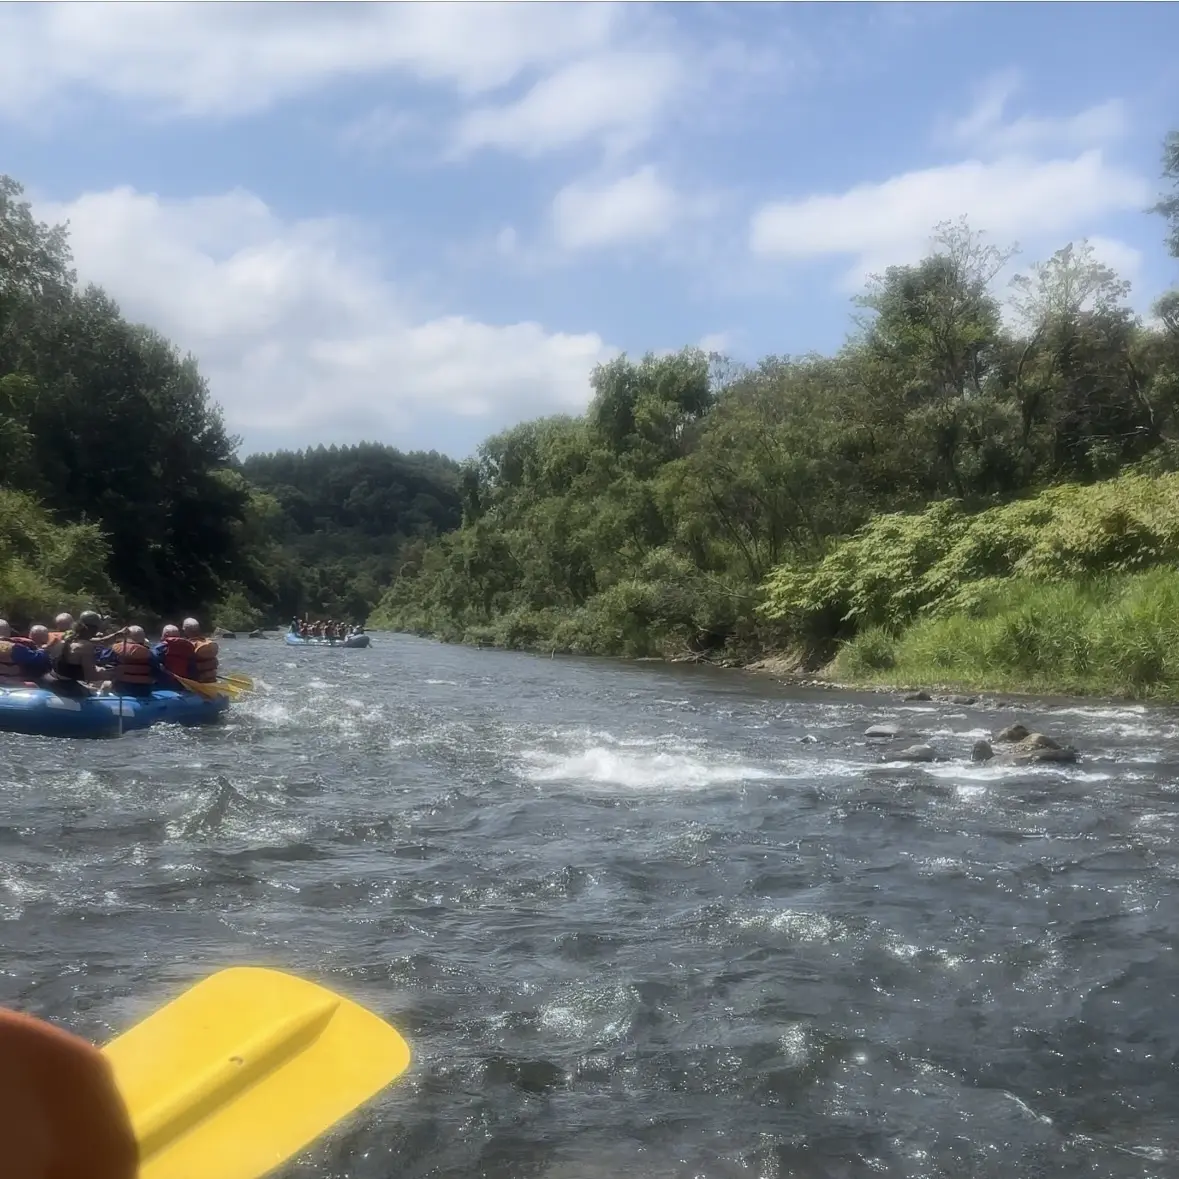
(835, 627, 898, 675)
(761, 471, 1179, 645)
(0, 488, 118, 624)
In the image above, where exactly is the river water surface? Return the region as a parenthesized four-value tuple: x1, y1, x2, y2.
(3, 635, 1179, 1178)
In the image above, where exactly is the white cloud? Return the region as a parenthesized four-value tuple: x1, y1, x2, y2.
(36, 186, 615, 452)
(339, 106, 426, 153)
(551, 166, 680, 250)
(452, 50, 684, 158)
(697, 332, 733, 355)
(943, 71, 1128, 156)
(0, 2, 623, 120)
(749, 151, 1151, 282)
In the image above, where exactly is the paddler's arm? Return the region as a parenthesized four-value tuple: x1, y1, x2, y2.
(0, 1007, 139, 1179)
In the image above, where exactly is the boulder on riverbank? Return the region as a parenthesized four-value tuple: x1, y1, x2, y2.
(899, 690, 977, 705)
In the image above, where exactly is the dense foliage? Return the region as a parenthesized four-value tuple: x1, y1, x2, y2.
(6, 124, 1179, 678)
(0, 176, 464, 629)
(1, 175, 248, 621)
(239, 443, 462, 624)
(377, 132, 1179, 676)
(763, 468, 1179, 639)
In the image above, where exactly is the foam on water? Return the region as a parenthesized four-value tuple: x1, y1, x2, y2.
(519, 745, 778, 791)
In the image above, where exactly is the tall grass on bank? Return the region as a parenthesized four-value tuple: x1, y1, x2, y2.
(833, 569, 1179, 698)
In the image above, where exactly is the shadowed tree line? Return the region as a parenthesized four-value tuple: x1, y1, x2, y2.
(373, 130, 1179, 673)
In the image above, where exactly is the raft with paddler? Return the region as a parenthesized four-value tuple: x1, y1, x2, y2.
(0, 611, 253, 738)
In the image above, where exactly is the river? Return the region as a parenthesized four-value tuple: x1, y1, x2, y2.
(3, 635, 1179, 1178)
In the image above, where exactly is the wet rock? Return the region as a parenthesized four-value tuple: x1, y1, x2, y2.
(971, 740, 994, 762)
(865, 724, 901, 739)
(903, 691, 932, 701)
(947, 694, 978, 706)
(1018, 732, 1062, 751)
(215, 628, 237, 639)
(886, 743, 936, 763)
(986, 730, 1079, 765)
(1008, 732, 1077, 764)
(994, 723, 1030, 743)
(798, 734, 818, 744)
(248, 628, 264, 638)
(1012, 745, 1079, 764)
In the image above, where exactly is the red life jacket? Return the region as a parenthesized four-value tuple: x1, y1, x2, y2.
(111, 641, 155, 686)
(191, 638, 219, 683)
(161, 636, 195, 679)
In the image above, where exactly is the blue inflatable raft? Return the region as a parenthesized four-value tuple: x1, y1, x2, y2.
(284, 632, 371, 648)
(0, 685, 230, 739)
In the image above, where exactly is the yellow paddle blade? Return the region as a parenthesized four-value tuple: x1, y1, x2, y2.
(223, 672, 254, 691)
(102, 967, 412, 1179)
(172, 674, 238, 699)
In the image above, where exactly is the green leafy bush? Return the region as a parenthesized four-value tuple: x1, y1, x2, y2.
(0, 488, 118, 624)
(763, 471, 1179, 639)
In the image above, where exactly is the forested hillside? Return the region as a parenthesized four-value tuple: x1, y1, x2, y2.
(374, 129, 1179, 698)
(0, 176, 463, 629)
(239, 443, 462, 625)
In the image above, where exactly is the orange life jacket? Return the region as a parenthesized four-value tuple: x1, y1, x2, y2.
(110, 641, 155, 686)
(161, 636, 195, 679)
(191, 637, 219, 683)
(0, 639, 22, 679)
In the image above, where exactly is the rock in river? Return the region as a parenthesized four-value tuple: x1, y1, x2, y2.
(972, 740, 994, 762)
(884, 743, 937, 763)
(994, 723, 1030, 743)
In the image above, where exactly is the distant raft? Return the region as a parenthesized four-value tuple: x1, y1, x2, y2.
(284, 632, 372, 648)
(0, 685, 230, 739)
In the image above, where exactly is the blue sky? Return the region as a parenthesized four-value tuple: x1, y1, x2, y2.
(2, 2, 1177, 459)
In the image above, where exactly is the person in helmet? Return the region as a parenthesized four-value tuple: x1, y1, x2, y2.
(98, 626, 161, 696)
(43, 612, 124, 696)
(181, 617, 219, 684)
(0, 621, 51, 683)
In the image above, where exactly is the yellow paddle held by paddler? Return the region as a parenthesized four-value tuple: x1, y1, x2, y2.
(0, 968, 412, 1179)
